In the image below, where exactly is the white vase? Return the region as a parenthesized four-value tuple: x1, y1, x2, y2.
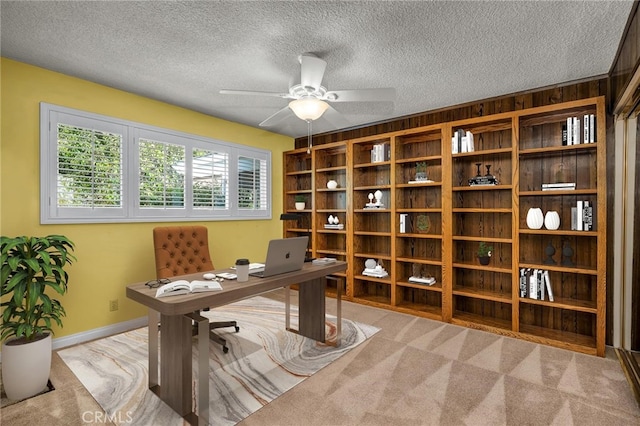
(327, 180, 338, 189)
(2, 333, 52, 401)
(544, 210, 560, 230)
(526, 208, 544, 229)
(295, 202, 305, 210)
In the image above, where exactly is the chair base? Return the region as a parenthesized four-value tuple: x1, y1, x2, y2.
(192, 321, 240, 354)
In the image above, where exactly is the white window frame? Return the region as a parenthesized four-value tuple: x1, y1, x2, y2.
(40, 103, 272, 224)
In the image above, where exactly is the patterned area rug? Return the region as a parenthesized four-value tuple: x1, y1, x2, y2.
(58, 296, 378, 425)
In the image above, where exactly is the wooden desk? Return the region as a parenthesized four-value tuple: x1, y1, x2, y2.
(126, 261, 346, 425)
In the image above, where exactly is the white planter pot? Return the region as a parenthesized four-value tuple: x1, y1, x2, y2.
(2, 333, 52, 401)
(326, 180, 338, 189)
(295, 202, 305, 210)
(526, 208, 544, 229)
(544, 210, 560, 230)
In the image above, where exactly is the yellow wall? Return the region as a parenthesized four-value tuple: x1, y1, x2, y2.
(0, 58, 293, 338)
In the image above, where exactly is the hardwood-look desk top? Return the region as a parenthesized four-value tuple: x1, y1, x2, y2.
(126, 261, 347, 315)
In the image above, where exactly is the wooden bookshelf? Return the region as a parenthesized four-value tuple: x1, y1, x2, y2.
(283, 96, 606, 356)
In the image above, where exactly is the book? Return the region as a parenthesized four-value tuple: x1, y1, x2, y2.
(562, 123, 568, 145)
(542, 182, 576, 191)
(577, 200, 584, 231)
(571, 207, 577, 230)
(567, 117, 573, 145)
(519, 268, 528, 298)
(543, 270, 554, 302)
(589, 114, 595, 143)
(529, 269, 538, 299)
(155, 280, 222, 298)
(584, 114, 589, 144)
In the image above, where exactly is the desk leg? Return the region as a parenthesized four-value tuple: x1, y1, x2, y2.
(160, 313, 192, 417)
(186, 312, 210, 425)
(148, 309, 159, 391)
(298, 277, 326, 342)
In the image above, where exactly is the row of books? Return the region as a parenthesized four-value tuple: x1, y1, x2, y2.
(451, 129, 474, 154)
(519, 268, 554, 301)
(371, 143, 391, 163)
(562, 114, 596, 145)
(571, 200, 593, 231)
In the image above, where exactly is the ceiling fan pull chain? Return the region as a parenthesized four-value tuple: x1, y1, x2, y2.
(307, 119, 312, 154)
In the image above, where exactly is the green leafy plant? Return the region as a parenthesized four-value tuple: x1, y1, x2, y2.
(415, 162, 427, 174)
(416, 214, 431, 233)
(477, 241, 493, 258)
(294, 195, 306, 203)
(1, 235, 76, 343)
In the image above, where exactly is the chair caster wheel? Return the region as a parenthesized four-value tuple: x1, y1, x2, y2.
(234, 326, 240, 333)
(223, 346, 229, 354)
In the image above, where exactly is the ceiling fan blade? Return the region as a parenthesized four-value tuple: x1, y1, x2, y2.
(321, 104, 351, 129)
(324, 88, 396, 103)
(259, 106, 293, 127)
(219, 89, 291, 98)
(300, 54, 327, 91)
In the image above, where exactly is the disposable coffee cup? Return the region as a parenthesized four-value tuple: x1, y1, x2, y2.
(235, 258, 249, 282)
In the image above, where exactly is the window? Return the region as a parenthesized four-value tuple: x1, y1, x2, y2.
(40, 103, 271, 223)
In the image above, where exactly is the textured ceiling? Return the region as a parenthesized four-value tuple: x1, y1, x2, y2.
(1, 1, 634, 138)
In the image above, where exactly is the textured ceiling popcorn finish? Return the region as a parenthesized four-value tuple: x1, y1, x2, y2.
(1, 1, 633, 138)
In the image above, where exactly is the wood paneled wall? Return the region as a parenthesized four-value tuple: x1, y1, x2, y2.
(610, 1, 640, 111)
(295, 79, 607, 149)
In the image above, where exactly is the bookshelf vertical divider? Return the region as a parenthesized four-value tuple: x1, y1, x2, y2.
(283, 96, 606, 356)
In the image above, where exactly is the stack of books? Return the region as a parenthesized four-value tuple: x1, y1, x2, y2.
(312, 258, 337, 265)
(362, 267, 389, 278)
(371, 143, 390, 163)
(542, 182, 576, 191)
(324, 224, 344, 229)
(408, 276, 436, 286)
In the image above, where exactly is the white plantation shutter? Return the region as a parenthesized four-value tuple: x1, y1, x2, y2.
(138, 138, 185, 209)
(41, 103, 271, 223)
(192, 149, 229, 211)
(238, 155, 268, 212)
(56, 124, 123, 208)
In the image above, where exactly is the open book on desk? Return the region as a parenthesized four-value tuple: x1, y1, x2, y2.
(155, 280, 222, 298)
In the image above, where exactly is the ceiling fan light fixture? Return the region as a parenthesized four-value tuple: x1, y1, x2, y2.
(288, 98, 329, 121)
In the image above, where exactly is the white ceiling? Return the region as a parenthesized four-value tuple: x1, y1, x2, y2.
(1, 1, 634, 138)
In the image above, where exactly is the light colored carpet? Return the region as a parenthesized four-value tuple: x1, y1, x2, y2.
(57, 296, 378, 425)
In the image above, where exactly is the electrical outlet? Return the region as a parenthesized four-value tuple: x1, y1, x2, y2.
(109, 299, 119, 312)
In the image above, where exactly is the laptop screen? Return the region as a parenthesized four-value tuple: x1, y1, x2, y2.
(251, 236, 308, 277)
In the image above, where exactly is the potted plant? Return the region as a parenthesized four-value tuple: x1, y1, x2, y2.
(294, 195, 306, 210)
(415, 162, 428, 181)
(1, 235, 76, 401)
(415, 214, 431, 233)
(477, 241, 493, 265)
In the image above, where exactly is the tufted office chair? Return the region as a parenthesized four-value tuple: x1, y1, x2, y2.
(153, 225, 239, 353)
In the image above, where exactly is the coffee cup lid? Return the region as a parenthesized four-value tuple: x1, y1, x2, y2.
(235, 258, 249, 265)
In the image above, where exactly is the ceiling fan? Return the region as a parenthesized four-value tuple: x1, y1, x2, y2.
(219, 53, 396, 128)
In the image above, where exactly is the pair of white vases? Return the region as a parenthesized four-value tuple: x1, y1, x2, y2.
(526, 208, 560, 230)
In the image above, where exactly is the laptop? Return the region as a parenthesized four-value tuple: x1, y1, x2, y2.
(249, 236, 308, 278)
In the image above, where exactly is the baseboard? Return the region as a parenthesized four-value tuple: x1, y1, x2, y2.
(0, 316, 148, 362)
(51, 316, 148, 351)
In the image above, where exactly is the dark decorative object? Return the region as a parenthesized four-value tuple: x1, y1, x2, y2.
(469, 163, 498, 186)
(561, 243, 575, 267)
(544, 242, 557, 265)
